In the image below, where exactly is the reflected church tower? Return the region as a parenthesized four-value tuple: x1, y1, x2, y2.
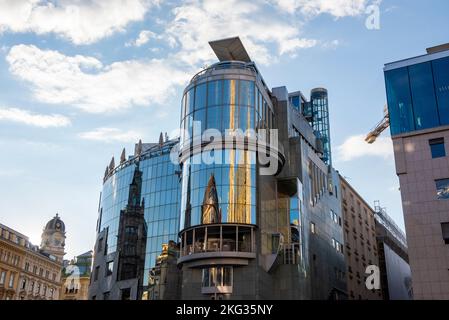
(201, 174, 221, 224)
(116, 165, 147, 297)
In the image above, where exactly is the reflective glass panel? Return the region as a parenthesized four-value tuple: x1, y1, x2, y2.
(207, 80, 223, 107)
(433, 57, 449, 125)
(409, 62, 439, 130)
(223, 79, 237, 105)
(385, 67, 415, 135)
(195, 83, 207, 111)
(436, 178, 449, 200)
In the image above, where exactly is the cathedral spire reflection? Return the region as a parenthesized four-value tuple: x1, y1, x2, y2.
(201, 174, 221, 224)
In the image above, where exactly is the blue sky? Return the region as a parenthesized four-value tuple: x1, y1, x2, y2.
(0, 0, 448, 259)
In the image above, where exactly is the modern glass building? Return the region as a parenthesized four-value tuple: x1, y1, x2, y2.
(88, 139, 181, 300)
(176, 37, 346, 299)
(88, 37, 347, 300)
(384, 44, 449, 299)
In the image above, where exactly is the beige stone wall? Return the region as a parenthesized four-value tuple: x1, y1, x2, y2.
(393, 130, 449, 300)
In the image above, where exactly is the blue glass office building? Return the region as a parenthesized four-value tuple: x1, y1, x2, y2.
(88, 140, 181, 300)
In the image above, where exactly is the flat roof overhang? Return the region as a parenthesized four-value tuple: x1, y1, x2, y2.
(384, 46, 449, 72)
(209, 37, 251, 63)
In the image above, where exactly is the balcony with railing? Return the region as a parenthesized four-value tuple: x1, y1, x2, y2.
(178, 224, 256, 266)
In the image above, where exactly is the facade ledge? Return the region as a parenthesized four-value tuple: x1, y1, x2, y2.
(178, 251, 256, 266)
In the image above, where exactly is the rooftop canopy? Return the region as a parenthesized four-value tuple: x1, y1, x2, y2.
(209, 36, 251, 63)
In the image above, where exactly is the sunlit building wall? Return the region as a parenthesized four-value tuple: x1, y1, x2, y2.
(384, 44, 449, 299)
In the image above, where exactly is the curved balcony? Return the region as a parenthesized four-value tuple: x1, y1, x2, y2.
(178, 224, 256, 267)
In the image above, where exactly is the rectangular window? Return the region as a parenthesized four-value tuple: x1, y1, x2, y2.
(8, 273, 15, 288)
(332, 238, 343, 254)
(121, 288, 131, 300)
(97, 238, 103, 253)
(106, 261, 113, 276)
(125, 226, 137, 236)
(201, 266, 233, 288)
(25, 262, 29, 272)
(441, 223, 449, 244)
(429, 138, 446, 158)
(436, 178, 449, 199)
(330, 210, 339, 225)
(0, 271, 6, 284)
(310, 222, 316, 234)
(94, 266, 99, 281)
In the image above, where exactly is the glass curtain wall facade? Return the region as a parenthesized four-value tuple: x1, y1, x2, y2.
(385, 56, 449, 135)
(179, 66, 275, 231)
(89, 140, 181, 300)
(180, 77, 274, 148)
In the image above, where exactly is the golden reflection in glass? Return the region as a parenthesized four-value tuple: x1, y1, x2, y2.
(227, 151, 253, 224)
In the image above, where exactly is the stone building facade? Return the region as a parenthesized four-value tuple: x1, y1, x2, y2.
(0, 215, 65, 300)
(340, 177, 382, 300)
(60, 251, 92, 300)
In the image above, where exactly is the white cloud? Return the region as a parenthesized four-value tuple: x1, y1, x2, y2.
(0, 0, 158, 45)
(6, 44, 190, 113)
(79, 127, 141, 143)
(335, 134, 393, 162)
(163, 0, 318, 66)
(279, 38, 318, 55)
(126, 29, 156, 47)
(0, 107, 71, 127)
(271, 0, 371, 18)
(0, 169, 25, 177)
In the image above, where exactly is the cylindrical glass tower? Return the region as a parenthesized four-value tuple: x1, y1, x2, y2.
(310, 88, 331, 166)
(177, 60, 280, 274)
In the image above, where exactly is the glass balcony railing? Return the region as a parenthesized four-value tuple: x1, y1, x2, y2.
(180, 224, 255, 257)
